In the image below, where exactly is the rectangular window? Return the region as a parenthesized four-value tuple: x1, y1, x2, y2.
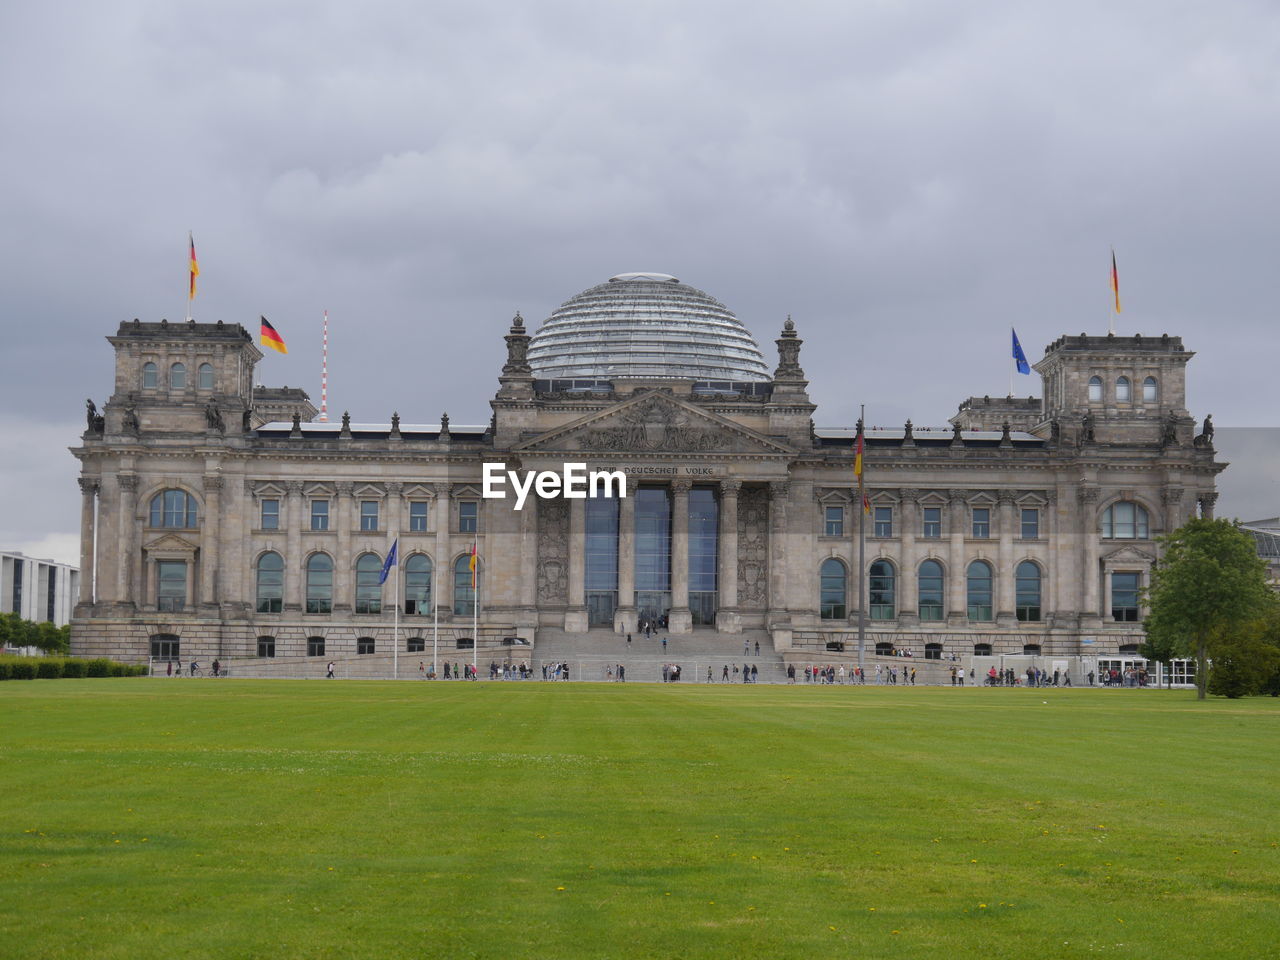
(357, 637, 375, 655)
(257, 637, 276, 658)
(307, 637, 325, 657)
(459, 501, 478, 533)
(157, 561, 186, 612)
(46, 567, 56, 622)
(260, 499, 279, 530)
(409, 501, 429, 532)
(972, 507, 990, 538)
(407, 637, 425, 653)
(1112, 571, 1141, 622)
(360, 500, 379, 531)
(1021, 508, 1039, 540)
(922, 507, 941, 539)
(150, 635, 179, 660)
(874, 506, 893, 538)
(311, 500, 329, 531)
(824, 505, 844, 537)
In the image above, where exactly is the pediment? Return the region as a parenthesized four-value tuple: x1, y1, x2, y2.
(515, 391, 793, 456)
(251, 480, 286, 499)
(817, 488, 852, 503)
(144, 532, 200, 554)
(353, 482, 385, 500)
(402, 483, 437, 500)
(1101, 544, 1157, 565)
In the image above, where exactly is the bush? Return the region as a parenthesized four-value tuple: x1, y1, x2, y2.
(0, 661, 11, 681)
(130, 664, 148, 676)
(36, 660, 63, 679)
(109, 663, 129, 677)
(85, 659, 112, 678)
(10, 661, 37, 680)
(60, 659, 87, 678)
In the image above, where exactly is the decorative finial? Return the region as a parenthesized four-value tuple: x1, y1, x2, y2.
(439, 412, 451, 441)
(783, 315, 795, 333)
(512, 311, 524, 331)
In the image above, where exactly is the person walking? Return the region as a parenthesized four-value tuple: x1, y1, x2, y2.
(626, 633, 632, 647)
(661, 636, 668, 652)
(750, 663, 758, 683)
(754, 640, 760, 656)
(722, 664, 730, 682)
(326, 660, 335, 679)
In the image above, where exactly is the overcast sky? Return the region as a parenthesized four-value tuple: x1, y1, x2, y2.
(2, 0, 1278, 565)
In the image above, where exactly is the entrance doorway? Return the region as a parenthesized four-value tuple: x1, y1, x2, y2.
(587, 591, 616, 627)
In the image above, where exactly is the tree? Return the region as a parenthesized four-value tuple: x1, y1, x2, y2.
(1143, 519, 1277, 699)
(1206, 616, 1280, 698)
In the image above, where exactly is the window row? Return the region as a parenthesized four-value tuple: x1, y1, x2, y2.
(256, 498, 476, 533)
(252, 635, 446, 657)
(142, 361, 216, 391)
(819, 559, 1143, 623)
(256, 552, 479, 616)
(821, 500, 1150, 541)
(1087, 375, 1158, 403)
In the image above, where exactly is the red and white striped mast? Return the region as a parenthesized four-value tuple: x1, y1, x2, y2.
(319, 310, 329, 422)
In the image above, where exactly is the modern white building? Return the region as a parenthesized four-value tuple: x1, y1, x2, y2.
(1, 550, 79, 627)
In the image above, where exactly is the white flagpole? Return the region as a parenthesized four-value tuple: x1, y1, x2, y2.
(472, 547, 479, 678)
(432, 585, 438, 678)
(393, 553, 400, 680)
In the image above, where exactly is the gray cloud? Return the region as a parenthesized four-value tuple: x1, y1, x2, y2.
(2, 0, 1277, 555)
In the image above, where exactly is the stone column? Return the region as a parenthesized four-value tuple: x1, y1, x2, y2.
(715, 479, 741, 632)
(1199, 492, 1218, 519)
(614, 478, 638, 634)
(564, 494, 588, 632)
(996, 492, 1015, 626)
(1078, 486, 1101, 626)
(947, 490, 967, 624)
(334, 482, 353, 613)
(668, 480, 692, 633)
(520, 494, 538, 611)
(200, 475, 222, 610)
(77, 478, 98, 606)
(284, 481, 304, 612)
(897, 489, 919, 624)
(115, 474, 137, 611)
(434, 484, 452, 617)
(386, 482, 402, 613)
(767, 481, 789, 621)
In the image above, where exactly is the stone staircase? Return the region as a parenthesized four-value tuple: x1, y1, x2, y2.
(528, 626, 785, 683)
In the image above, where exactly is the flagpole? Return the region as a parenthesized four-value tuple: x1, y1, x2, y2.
(432, 590, 438, 679)
(186, 231, 195, 323)
(472, 556, 479, 679)
(393, 557, 400, 680)
(857, 404, 866, 676)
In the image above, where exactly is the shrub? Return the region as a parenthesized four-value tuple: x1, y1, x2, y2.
(10, 661, 37, 680)
(0, 661, 11, 681)
(130, 664, 148, 676)
(60, 659, 87, 678)
(109, 663, 129, 677)
(37, 660, 63, 679)
(86, 659, 112, 678)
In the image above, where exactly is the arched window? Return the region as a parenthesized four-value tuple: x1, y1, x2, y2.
(973, 643, 992, 657)
(170, 362, 186, 390)
(869, 560, 895, 620)
(1116, 376, 1131, 401)
(355, 553, 382, 614)
(256, 551, 283, 613)
(1143, 377, 1158, 402)
(918, 559, 944, 621)
(1088, 376, 1102, 401)
(966, 560, 993, 621)
(142, 361, 158, 389)
(198, 362, 214, 391)
(1015, 560, 1042, 622)
(149, 489, 198, 528)
(454, 554, 478, 616)
(819, 558, 847, 620)
(306, 553, 333, 614)
(1101, 501, 1150, 539)
(404, 555, 433, 615)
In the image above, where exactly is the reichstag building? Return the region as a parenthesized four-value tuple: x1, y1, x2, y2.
(71, 272, 1223, 664)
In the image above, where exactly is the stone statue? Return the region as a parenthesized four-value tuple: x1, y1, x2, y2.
(205, 402, 224, 432)
(242, 408, 252, 432)
(1201, 414, 1214, 441)
(86, 399, 98, 430)
(1081, 412, 1095, 443)
(1161, 413, 1179, 447)
(122, 405, 140, 436)
(951, 421, 963, 443)
(1050, 419, 1061, 443)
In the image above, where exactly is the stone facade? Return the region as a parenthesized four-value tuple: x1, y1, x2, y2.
(71, 314, 1224, 664)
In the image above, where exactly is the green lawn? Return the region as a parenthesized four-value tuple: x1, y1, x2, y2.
(1, 680, 1277, 959)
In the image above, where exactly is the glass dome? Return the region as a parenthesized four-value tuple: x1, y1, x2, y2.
(526, 273, 771, 382)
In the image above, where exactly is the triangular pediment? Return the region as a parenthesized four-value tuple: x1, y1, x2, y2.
(515, 391, 794, 456)
(143, 532, 200, 554)
(1101, 544, 1157, 564)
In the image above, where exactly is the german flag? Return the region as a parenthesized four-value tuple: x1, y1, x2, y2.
(469, 542, 478, 588)
(1111, 249, 1121, 313)
(260, 316, 287, 354)
(188, 233, 199, 300)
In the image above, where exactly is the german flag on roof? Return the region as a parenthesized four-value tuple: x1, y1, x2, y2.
(260, 316, 287, 354)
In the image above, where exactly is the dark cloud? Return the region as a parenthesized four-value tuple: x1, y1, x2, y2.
(2, 0, 1277, 558)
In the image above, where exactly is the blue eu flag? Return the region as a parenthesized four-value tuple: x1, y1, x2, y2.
(379, 539, 398, 585)
(1012, 328, 1031, 375)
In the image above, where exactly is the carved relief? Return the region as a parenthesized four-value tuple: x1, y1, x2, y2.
(536, 497, 570, 604)
(737, 485, 769, 608)
(578, 397, 726, 452)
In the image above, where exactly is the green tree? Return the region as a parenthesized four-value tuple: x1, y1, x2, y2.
(1143, 519, 1276, 700)
(1206, 616, 1280, 698)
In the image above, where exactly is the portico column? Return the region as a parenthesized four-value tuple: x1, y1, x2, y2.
(1199, 492, 1218, 519)
(947, 490, 967, 625)
(668, 480, 693, 634)
(564, 495, 588, 632)
(614, 478, 638, 634)
(386, 483, 402, 612)
(434, 484, 452, 617)
(284, 481, 304, 612)
(715, 479, 740, 632)
(897, 489, 919, 625)
(996, 492, 1015, 626)
(767, 481, 789, 620)
(334, 482, 353, 613)
(77, 478, 98, 606)
(200, 475, 222, 610)
(1078, 486, 1101, 625)
(115, 474, 137, 611)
